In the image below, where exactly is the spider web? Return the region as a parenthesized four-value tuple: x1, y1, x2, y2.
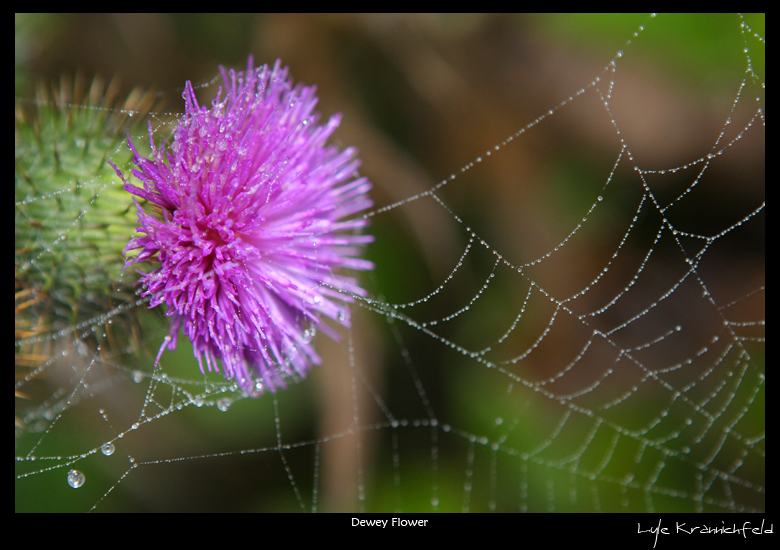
(15, 14, 764, 512)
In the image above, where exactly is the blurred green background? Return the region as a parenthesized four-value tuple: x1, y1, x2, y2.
(16, 14, 764, 512)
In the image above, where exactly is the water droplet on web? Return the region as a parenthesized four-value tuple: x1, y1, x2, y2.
(67, 469, 85, 488)
(132, 371, 143, 383)
(217, 398, 232, 412)
(101, 442, 115, 456)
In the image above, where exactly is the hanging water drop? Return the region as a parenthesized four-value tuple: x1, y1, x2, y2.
(67, 469, 85, 488)
(101, 442, 115, 456)
(217, 398, 232, 412)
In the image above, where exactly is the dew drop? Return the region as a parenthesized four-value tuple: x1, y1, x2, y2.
(217, 398, 232, 412)
(302, 327, 316, 344)
(132, 371, 143, 383)
(101, 442, 115, 456)
(67, 469, 85, 488)
(337, 311, 346, 322)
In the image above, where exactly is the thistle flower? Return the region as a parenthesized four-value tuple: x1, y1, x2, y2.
(113, 57, 374, 396)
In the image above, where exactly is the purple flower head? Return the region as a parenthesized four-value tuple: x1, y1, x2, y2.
(114, 57, 373, 396)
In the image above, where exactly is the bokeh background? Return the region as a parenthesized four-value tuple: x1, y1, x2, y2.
(16, 14, 764, 512)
